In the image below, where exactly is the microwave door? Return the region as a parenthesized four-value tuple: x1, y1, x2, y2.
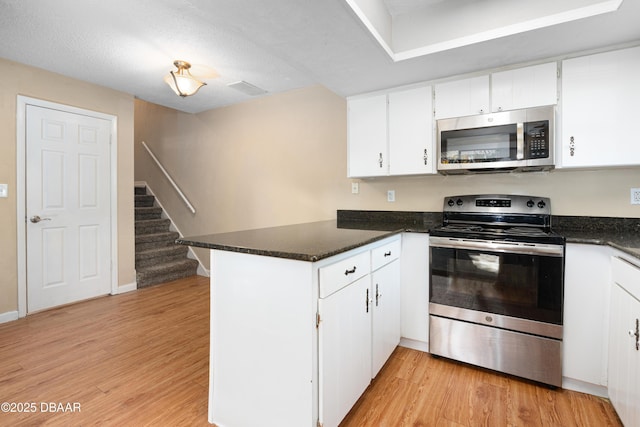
(440, 124, 517, 165)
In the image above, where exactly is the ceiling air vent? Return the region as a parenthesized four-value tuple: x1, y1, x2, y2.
(227, 81, 268, 96)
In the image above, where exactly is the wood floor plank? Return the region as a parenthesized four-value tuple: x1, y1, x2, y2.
(0, 275, 623, 426)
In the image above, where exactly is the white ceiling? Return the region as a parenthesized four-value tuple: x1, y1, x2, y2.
(0, 0, 638, 114)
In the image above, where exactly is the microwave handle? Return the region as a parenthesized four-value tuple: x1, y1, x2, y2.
(516, 123, 524, 160)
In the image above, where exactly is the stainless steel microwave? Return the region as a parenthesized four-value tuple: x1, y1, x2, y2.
(437, 105, 555, 174)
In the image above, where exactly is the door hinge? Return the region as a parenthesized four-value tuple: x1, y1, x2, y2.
(316, 312, 321, 328)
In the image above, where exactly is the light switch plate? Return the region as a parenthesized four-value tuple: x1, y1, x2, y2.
(631, 188, 640, 205)
(0, 184, 7, 198)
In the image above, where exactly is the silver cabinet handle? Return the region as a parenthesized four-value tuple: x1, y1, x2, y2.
(30, 215, 52, 223)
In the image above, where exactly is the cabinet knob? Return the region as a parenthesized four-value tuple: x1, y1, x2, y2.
(569, 136, 576, 157)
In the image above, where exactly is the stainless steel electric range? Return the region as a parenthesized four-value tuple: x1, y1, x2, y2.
(429, 194, 566, 387)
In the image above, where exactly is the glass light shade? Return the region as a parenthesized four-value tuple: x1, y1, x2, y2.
(164, 61, 206, 97)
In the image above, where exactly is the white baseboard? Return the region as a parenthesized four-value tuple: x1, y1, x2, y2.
(399, 337, 429, 352)
(0, 310, 19, 324)
(112, 281, 137, 294)
(196, 264, 210, 277)
(562, 377, 608, 397)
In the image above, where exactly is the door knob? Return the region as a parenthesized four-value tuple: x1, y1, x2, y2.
(30, 215, 51, 223)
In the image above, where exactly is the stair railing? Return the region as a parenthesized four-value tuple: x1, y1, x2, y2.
(141, 141, 196, 214)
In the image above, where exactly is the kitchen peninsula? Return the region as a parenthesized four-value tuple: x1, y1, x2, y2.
(177, 220, 404, 427)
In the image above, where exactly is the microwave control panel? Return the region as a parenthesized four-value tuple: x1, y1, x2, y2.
(525, 120, 550, 159)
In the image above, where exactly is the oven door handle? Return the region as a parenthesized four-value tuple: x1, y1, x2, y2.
(429, 236, 564, 257)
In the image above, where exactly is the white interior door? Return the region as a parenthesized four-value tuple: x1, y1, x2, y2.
(26, 104, 112, 313)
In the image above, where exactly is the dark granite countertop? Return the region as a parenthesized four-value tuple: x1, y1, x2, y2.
(176, 220, 403, 262)
(553, 216, 640, 259)
(177, 211, 640, 262)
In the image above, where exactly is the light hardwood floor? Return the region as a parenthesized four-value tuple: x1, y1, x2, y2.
(0, 276, 622, 426)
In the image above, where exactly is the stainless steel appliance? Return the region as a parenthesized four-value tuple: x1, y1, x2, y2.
(437, 106, 555, 174)
(429, 194, 565, 387)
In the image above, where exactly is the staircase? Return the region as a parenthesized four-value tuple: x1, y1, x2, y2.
(135, 186, 199, 288)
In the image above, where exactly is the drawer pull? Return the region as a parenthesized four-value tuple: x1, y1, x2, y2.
(344, 266, 357, 275)
(384, 251, 392, 257)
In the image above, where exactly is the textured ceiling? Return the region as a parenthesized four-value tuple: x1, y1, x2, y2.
(0, 0, 638, 114)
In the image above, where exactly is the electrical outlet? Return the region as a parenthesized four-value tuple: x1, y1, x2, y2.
(631, 188, 640, 205)
(351, 182, 359, 194)
(0, 184, 7, 198)
(387, 190, 395, 202)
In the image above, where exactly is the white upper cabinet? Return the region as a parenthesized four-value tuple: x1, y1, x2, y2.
(348, 85, 435, 178)
(347, 94, 388, 177)
(434, 75, 489, 119)
(388, 86, 434, 175)
(560, 45, 640, 168)
(491, 62, 558, 112)
(434, 62, 558, 119)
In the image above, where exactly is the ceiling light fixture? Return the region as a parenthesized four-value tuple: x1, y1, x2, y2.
(164, 60, 206, 97)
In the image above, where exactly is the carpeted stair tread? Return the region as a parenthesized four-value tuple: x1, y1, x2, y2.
(135, 231, 179, 244)
(135, 194, 155, 207)
(136, 258, 199, 288)
(135, 206, 163, 220)
(136, 245, 189, 268)
(135, 218, 171, 235)
(134, 186, 199, 288)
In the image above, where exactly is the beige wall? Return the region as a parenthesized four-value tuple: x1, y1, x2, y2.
(0, 58, 135, 315)
(343, 168, 640, 216)
(136, 85, 639, 270)
(135, 86, 353, 265)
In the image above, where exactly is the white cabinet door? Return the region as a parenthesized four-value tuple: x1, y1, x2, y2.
(561, 46, 640, 168)
(562, 244, 611, 389)
(388, 86, 435, 175)
(434, 75, 489, 119)
(319, 275, 372, 427)
(347, 94, 388, 177)
(609, 257, 640, 427)
(371, 259, 400, 377)
(400, 233, 429, 346)
(491, 62, 558, 112)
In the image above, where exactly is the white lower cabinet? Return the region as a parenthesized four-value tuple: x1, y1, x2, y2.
(371, 241, 401, 377)
(208, 234, 401, 427)
(319, 274, 372, 427)
(318, 235, 401, 427)
(562, 244, 611, 394)
(609, 257, 640, 427)
(399, 232, 429, 348)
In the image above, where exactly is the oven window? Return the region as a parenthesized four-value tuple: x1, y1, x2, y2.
(430, 246, 563, 324)
(441, 124, 516, 163)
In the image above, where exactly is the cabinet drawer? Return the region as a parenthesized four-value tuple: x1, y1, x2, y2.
(319, 251, 370, 298)
(612, 257, 640, 300)
(371, 239, 401, 271)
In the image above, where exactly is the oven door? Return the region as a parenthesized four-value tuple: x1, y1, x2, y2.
(429, 236, 564, 338)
